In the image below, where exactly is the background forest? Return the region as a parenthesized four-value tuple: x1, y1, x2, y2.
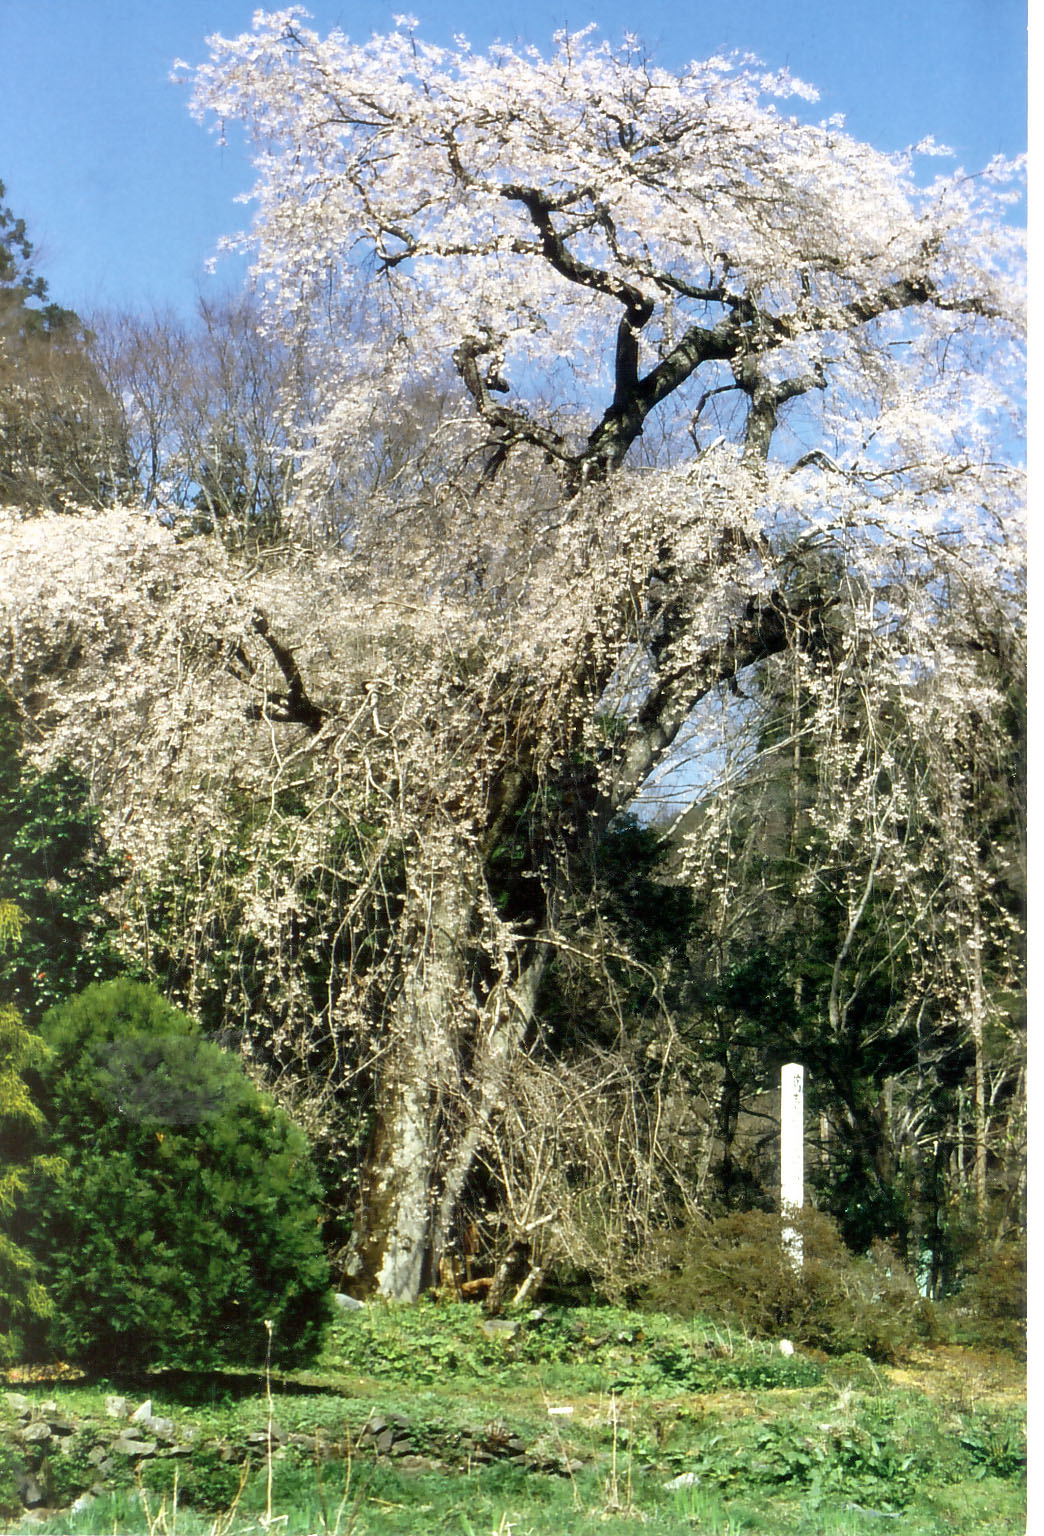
(0, 9, 1026, 1378)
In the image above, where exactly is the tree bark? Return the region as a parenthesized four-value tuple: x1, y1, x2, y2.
(346, 1049, 441, 1299)
(343, 849, 548, 1301)
(343, 874, 474, 1299)
(968, 908, 989, 1234)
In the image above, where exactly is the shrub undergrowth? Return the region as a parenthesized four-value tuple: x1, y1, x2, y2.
(643, 1209, 935, 1361)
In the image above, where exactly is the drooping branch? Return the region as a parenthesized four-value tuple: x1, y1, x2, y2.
(452, 332, 575, 479)
(579, 316, 735, 480)
(500, 183, 655, 324)
(576, 262, 990, 481)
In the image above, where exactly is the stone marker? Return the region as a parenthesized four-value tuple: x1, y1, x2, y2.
(781, 1062, 804, 1269)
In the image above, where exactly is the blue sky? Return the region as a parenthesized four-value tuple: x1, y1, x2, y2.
(0, 1, 1027, 318)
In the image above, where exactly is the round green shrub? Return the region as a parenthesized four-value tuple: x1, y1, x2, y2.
(21, 977, 331, 1371)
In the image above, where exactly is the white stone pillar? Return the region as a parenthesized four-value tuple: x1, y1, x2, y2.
(781, 1063, 804, 1269)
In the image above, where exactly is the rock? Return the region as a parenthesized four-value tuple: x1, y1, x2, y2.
(333, 1292, 366, 1310)
(393, 1454, 436, 1472)
(359, 1412, 413, 1456)
(20, 1422, 53, 1445)
(5, 1393, 30, 1416)
(16, 1470, 45, 1507)
(481, 1318, 519, 1338)
(70, 1493, 97, 1514)
(105, 1395, 131, 1419)
(45, 1416, 76, 1435)
(363, 1413, 409, 1436)
(246, 1424, 287, 1446)
(778, 1339, 795, 1356)
(112, 1436, 158, 1457)
(137, 1414, 176, 1441)
(130, 1399, 153, 1424)
(664, 1471, 700, 1490)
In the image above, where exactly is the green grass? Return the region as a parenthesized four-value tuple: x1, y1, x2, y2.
(1, 1300, 1026, 1535)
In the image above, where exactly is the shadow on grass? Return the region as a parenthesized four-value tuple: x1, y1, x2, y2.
(48, 1364, 355, 1408)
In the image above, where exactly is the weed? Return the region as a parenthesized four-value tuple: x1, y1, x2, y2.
(0, 1443, 24, 1521)
(669, 1482, 750, 1533)
(958, 1414, 1027, 1480)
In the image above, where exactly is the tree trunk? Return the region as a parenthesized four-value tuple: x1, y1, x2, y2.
(343, 848, 547, 1302)
(343, 868, 476, 1300)
(346, 1053, 441, 1300)
(966, 907, 989, 1235)
(340, 582, 828, 1300)
(429, 951, 547, 1267)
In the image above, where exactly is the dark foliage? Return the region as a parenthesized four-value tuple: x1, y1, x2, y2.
(0, 700, 125, 1023)
(20, 977, 331, 1371)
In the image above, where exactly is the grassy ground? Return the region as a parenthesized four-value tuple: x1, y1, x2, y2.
(1, 1301, 1026, 1535)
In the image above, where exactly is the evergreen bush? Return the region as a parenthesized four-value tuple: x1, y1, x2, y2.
(21, 977, 331, 1371)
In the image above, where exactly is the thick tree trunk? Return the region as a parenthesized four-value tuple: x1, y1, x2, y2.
(343, 869, 475, 1300)
(964, 904, 989, 1235)
(343, 849, 546, 1302)
(347, 1056, 440, 1299)
(429, 952, 547, 1267)
(340, 593, 811, 1299)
